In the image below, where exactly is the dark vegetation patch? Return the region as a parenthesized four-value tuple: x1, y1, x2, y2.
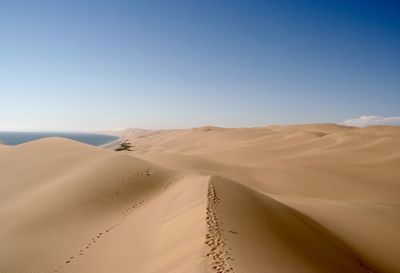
(115, 140, 133, 151)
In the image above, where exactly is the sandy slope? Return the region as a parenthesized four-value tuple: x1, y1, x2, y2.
(0, 138, 179, 273)
(127, 124, 400, 273)
(0, 124, 399, 273)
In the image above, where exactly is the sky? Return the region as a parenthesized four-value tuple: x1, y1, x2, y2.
(0, 0, 399, 131)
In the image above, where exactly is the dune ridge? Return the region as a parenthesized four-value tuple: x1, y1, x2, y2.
(0, 124, 399, 273)
(127, 124, 400, 273)
(205, 178, 235, 273)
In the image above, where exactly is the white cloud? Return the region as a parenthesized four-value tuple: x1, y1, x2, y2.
(343, 115, 400, 127)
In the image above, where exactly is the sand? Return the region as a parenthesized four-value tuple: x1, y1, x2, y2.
(0, 124, 399, 273)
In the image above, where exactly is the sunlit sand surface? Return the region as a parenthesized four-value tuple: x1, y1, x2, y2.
(1, 124, 399, 273)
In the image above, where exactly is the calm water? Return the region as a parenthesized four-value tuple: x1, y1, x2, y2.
(0, 132, 119, 146)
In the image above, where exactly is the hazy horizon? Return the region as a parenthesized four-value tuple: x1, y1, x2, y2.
(1, 0, 399, 131)
(0, 119, 400, 134)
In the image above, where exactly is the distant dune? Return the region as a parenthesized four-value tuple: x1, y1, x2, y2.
(0, 125, 399, 273)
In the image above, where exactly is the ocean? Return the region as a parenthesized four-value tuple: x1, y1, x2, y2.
(0, 132, 119, 146)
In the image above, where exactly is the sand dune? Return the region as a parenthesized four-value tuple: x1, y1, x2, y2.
(128, 124, 400, 273)
(209, 176, 377, 273)
(0, 125, 399, 273)
(0, 138, 177, 273)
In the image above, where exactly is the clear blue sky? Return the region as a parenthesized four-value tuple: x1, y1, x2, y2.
(1, 0, 399, 131)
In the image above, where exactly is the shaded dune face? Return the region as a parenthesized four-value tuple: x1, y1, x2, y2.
(0, 125, 399, 273)
(209, 176, 375, 273)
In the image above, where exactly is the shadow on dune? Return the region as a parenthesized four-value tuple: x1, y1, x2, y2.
(210, 176, 377, 273)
